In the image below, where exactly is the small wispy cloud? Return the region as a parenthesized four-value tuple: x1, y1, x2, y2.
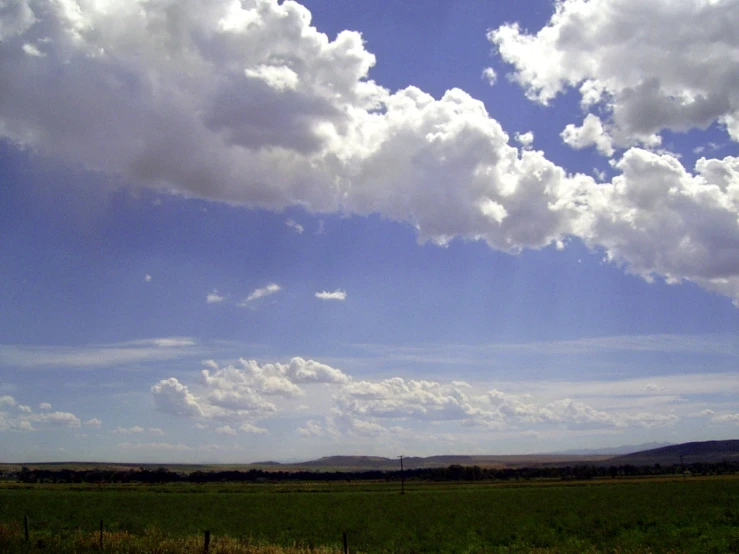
(0, 337, 200, 369)
(481, 67, 497, 86)
(22, 43, 44, 57)
(115, 425, 145, 434)
(713, 413, 739, 423)
(315, 290, 347, 301)
(206, 289, 225, 304)
(692, 142, 724, 155)
(215, 425, 237, 435)
(117, 442, 191, 451)
(139, 337, 197, 348)
(514, 131, 534, 149)
(465, 334, 739, 357)
(239, 422, 268, 434)
(239, 283, 281, 306)
(144, 274, 152, 282)
(285, 219, 304, 234)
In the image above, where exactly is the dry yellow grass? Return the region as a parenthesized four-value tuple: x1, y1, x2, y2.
(0, 522, 345, 554)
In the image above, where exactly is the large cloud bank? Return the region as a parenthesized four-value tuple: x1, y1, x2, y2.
(150, 357, 683, 437)
(1, 0, 738, 301)
(489, 0, 739, 300)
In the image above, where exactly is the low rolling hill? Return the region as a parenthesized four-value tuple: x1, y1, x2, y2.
(292, 454, 612, 471)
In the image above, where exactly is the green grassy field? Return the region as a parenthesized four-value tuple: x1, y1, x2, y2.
(1, 477, 738, 553)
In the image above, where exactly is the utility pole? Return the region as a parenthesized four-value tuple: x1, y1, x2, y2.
(399, 455, 405, 494)
(680, 455, 686, 482)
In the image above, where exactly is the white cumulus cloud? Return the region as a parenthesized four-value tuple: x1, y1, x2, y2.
(491, 0, 739, 148)
(337, 378, 481, 422)
(0, 0, 738, 303)
(285, 356, 350, 384)
(151, 378, 205, 417)
(151, 357, 349, 429)
(27, 411, 81, 428)
(289, 372, 683, 440)
(578, 149, 739, 301)
(0, 400, 83, 431)
(0, 396, 16, 407)
(560, 114, 615, 157)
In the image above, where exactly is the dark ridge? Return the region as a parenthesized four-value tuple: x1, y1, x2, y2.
(607, 440, 739, 466)
(296, 456, 394, 469)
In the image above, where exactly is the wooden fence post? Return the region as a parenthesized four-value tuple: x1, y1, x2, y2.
(342, 531, 348, 554)
(24, 515, 29, 543)
(100, 519, 104, 550)
(204, 530, 211, 554)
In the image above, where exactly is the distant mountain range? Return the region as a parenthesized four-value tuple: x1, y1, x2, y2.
(258, 440, 739, 471)
(286, 453, 612, 471)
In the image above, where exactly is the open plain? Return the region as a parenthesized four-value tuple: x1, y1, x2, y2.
(1, 475, 738, 553)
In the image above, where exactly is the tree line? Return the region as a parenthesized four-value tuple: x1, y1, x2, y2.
(4, 459, 738, 484)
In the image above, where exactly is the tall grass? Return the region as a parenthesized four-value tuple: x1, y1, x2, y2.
(1, 477, 738, 553)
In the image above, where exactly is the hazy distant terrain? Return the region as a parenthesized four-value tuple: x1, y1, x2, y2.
(3, 440, 736, 474)
(551, 442, 673, 456)
(290, 454, 613, 471)
(259, 440, 739, 471)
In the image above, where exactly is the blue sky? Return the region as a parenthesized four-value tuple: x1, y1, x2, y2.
(1, 0, 738, 463)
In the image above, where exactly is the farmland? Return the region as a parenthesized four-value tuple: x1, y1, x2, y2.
(1, 476, 739, 553)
